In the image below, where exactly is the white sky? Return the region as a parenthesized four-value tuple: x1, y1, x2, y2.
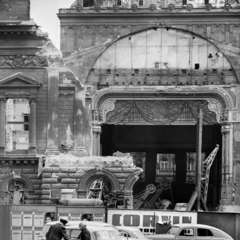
(30, 0, 73, 49)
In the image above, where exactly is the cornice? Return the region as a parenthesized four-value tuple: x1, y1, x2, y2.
(58, 11, 240, 20)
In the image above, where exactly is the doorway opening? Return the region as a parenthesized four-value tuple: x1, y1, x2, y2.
(101, 124, 222, 210)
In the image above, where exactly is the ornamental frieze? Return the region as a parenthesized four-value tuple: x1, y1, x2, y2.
(0, 55, 48, 68)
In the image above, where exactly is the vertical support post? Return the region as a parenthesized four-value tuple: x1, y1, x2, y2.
(92, 125, 101, 156)
(0, 99, 6, 156)
(28, 99, 36, 155)
(196, 109, 203, 211)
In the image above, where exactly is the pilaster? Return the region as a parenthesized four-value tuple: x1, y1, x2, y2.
(0, 99, 6, 156)
(70, 81, 87, 156)
(220, 123, 234, 208)
(44, 68, 60, 155)
(28, 99, 37, 155)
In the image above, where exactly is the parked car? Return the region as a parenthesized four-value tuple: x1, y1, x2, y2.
(66, 225, 122, 240)
(39, 221, 121, 240)
(147, 224, 234, 240)
(116, 226, 150, 240)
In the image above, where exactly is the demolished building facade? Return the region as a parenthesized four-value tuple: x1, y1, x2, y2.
(0, 0, 240, 212)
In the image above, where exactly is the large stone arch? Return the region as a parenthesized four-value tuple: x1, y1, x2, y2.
(78, 169, 120, 197)
(86, 26, 239, 86)
(0, 174, 33, 192)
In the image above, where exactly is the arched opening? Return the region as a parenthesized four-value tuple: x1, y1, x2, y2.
(88, 26, 236, 210)
(101, 122, 221, 210)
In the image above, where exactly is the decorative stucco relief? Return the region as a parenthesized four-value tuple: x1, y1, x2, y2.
(0, 55, 48, 68)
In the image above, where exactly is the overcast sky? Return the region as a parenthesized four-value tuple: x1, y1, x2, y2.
(30, 0, 72, 49)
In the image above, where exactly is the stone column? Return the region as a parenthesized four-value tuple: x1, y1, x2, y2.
(220, 124, 234, 208)
(232, 123, 240, 210)
(92, 110, 102, 156)
(92, 123, 102, 156)
(0, 99, 6, 156)
(45, 68, 60, 155)
(28, 99, 37, 155)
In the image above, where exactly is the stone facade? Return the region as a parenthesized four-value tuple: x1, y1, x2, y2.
(0, 0, 240, 211)
(57, 2, 240, 211)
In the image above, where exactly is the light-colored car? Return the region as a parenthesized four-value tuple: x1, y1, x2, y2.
(66, 225, 122, 240)
(147, 224, 234, 240)
(39, 221, 121, 240)
(116, 226, 150, 240)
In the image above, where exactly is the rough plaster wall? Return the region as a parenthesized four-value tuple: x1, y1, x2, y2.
(0, 0, 30, 20)
(58, 91, 74, 152)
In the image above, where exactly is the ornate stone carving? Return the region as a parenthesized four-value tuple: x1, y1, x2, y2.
(207, 99, 222, 123)
(102, 99, 116, 122)
(0, 55, 48, 68)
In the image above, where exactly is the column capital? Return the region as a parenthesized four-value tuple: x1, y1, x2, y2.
(221, 124, 232, 133)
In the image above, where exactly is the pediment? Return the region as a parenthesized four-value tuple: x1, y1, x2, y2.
(0, 73, 42, 88)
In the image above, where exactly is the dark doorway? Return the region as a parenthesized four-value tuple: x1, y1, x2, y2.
(101, 124, 221, 210)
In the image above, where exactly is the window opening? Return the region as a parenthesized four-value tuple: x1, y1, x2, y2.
(139, 0, 143, 5)
(179, 228, 194, 236)
(6, 99, 30, 151)
(83, 0, 95, 7)
(197, 228, 213, 236)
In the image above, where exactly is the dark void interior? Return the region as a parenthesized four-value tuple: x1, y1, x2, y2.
(101, 124, 222, 209)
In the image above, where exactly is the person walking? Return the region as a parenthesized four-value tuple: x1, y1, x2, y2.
(46, 217, 69, 240)
(77, 222, 91, 240)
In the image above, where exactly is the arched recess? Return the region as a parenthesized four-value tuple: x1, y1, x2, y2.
(78, 169, 120, 196)
(0, 174, 33, 192)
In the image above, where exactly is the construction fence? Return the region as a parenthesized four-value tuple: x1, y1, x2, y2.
(0, 206, 240, 240)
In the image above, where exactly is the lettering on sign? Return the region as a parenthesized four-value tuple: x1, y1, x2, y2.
(94, 214, 104, 222)
(108, 210, 197, 234)
(12, 230, 21, 240)
(23, 214, 33, 227)
(34, 231, 42, 240)
(12, 213, 22, 227)
(34, 214, 44, 227)
(23, 230, 32, 240)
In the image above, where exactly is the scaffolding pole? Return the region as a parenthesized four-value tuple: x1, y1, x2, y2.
(196, 109, 203, 211)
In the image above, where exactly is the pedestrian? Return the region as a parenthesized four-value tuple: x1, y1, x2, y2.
(77, 222, 91, 240)
(46, 216, 52, 223)
(46, 217, 69, 240)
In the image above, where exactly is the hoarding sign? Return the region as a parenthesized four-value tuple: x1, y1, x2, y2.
(107, 210, 197, 234)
